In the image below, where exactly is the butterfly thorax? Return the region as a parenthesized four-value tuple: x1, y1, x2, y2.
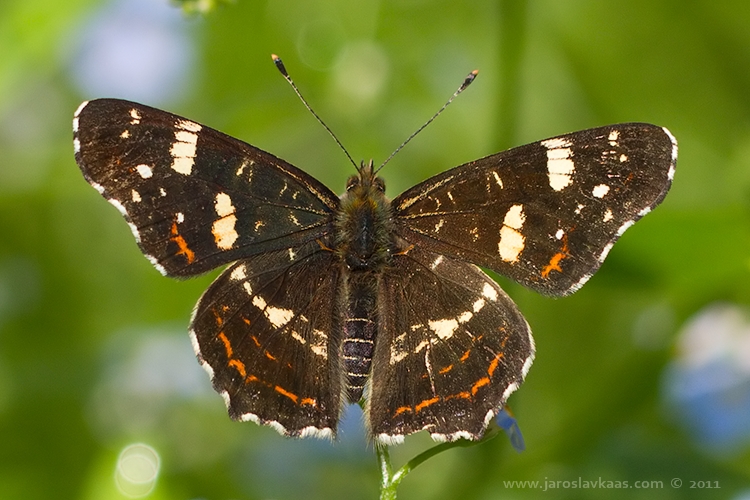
(333, 161, 396, 402)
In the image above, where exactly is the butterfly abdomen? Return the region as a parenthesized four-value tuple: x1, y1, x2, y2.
(341, 273, 379, 402)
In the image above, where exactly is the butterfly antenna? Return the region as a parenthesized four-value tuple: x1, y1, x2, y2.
(375, 69, 479, 174)
(272, 54, 358, 170)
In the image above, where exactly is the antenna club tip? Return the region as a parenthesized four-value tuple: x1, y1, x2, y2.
(272, 54, 289, 77)
(459, 69, 479, 91)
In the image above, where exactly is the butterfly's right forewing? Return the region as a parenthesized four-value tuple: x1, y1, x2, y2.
(392, 123, 676, 296)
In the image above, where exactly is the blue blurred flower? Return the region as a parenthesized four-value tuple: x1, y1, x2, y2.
(662, 303, 750, 454)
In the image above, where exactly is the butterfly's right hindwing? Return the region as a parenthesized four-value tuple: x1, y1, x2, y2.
(368, 245, 534, 443)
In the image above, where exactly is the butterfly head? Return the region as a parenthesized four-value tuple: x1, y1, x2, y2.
(345, 159, 385, 195)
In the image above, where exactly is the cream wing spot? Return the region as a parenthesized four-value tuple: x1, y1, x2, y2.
(212, 217, 238, 250)
(472, 298, 485, 313)
(214, 193, 235, 217)
(169, 122, 202, 175)
(235, 160, 249, 176)
(502, 204, 525, 229)
(541, 137, 572, 149)
(177, 119, 202, 132)
(458, 311, 473, 323)
(136, 164, 153, 179)
(608, 129, 619, 146)
(482, 282, 498, 301)
(211, 193, 238, 249)
(251, 295, 295, 329)
(428, 319, 459, 340)
(498, 227, 524, 262)
(541, 137, 575, 191)
(414, 339, 430, 353)
(492, 171, 503, 188)
(230, 264, 247, 281)
(498, 204, 526, 262)
(592, 184, 610, 198)
(266, 306, 294, 329)
(390, 348, 408, 365)
(310, 333, 327, 358)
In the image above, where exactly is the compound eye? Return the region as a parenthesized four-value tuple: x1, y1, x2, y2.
(345, 176, 359, 191)
(374, 177, 385, 192)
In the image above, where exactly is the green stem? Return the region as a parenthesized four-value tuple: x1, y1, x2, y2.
(377, 428, 500, 499)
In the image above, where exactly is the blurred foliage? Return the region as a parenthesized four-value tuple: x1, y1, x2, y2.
(1, 0, 750, 499)
(172, 0, 234, 15)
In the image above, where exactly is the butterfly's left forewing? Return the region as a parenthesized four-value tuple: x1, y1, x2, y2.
(393, 123, 676, 295)
(74, 98, 339, 277)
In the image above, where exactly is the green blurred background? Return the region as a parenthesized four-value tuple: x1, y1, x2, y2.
(2, 0, 750, 498)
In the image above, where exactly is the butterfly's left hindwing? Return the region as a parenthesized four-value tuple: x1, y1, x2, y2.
(190, 240, 343, 437)
(393, 123, 676, 296)
(74, 99, 339, 277)
(368, 245, 534, 443)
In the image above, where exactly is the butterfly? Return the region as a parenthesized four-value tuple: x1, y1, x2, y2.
(73, 72, 675, 444)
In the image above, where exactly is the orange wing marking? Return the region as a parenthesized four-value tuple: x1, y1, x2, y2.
(274, 386, 299, 404)
(415, 396, 440, 413)
(541, 233, 569, 278)
(218, 332, 233, 358)
(170, 221, 195, 264)
(394, 406, 413, 416)
(439, 364, 454, 375)
(228, 359, 247, 378)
